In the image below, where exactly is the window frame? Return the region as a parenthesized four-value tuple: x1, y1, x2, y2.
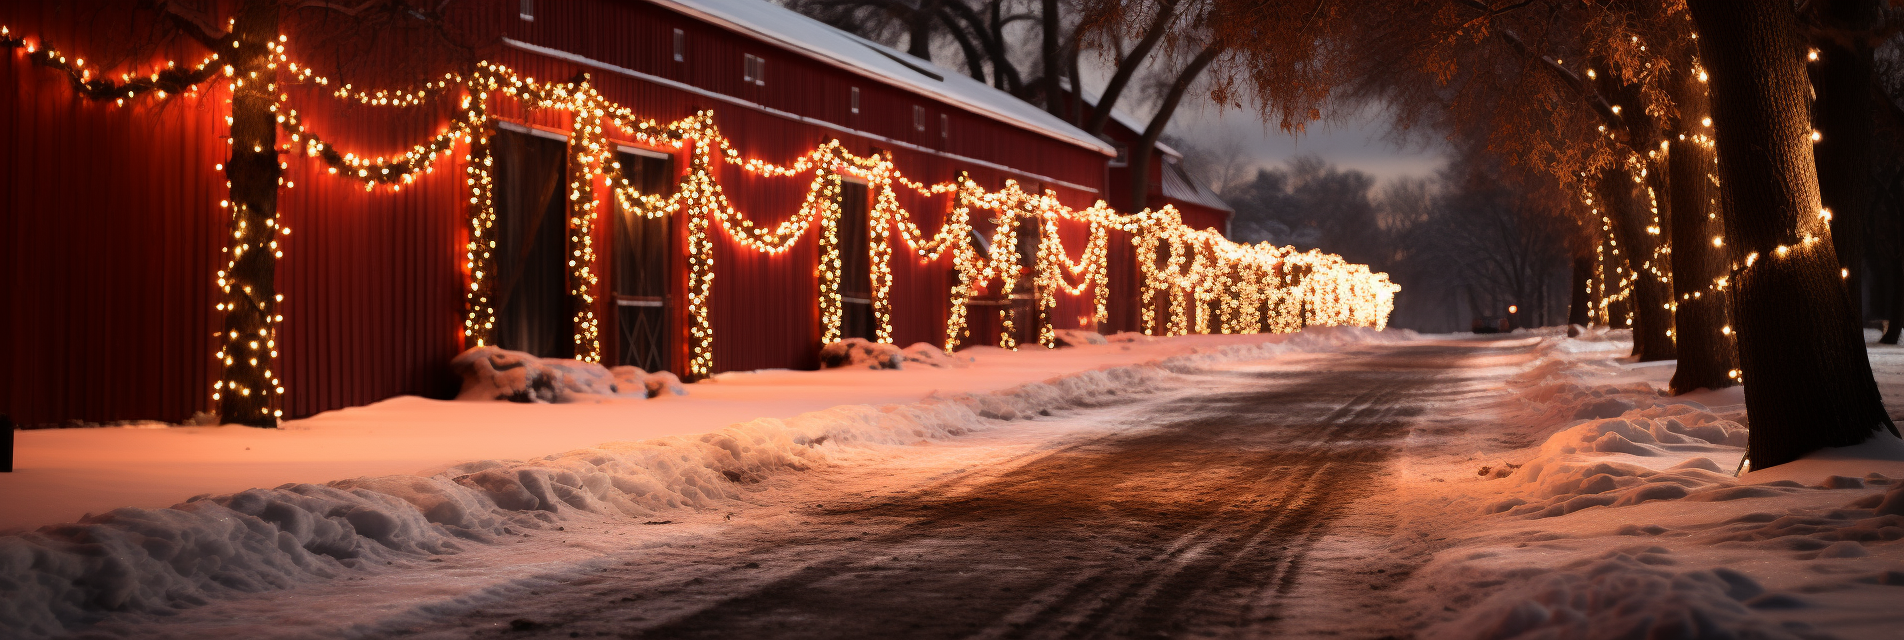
(743, 54, 766, 86)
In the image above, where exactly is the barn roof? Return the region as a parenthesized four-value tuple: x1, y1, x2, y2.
(652, 0, 1117, 156)
(1159, 158, 1235, 214)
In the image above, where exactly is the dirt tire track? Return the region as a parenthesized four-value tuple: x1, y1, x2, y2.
(445, 342, 1521, 640)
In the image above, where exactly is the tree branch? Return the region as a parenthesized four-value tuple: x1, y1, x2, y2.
(1498, 28, 1627, 138)
(1084, 0, 1179, 136)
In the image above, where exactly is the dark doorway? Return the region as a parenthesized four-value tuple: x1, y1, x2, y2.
(1011, 213, 1041, 346)
(492, 129, 574, 359)
(837, 180, 876, 341)
(613, 150, 676, 373)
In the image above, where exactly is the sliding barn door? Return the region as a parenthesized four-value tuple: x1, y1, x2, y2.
(492, 130, 574, 359)
(836, 180, 876, 341)
(612, 151, 677, 373)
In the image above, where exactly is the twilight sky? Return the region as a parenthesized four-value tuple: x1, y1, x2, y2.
(1164, 99, 1450, 187)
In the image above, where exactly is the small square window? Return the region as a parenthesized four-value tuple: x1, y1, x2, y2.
(744, 54, 765, 86)
(519, 0, 534, 21)
(913, 105, 925, 131)
(850, 87, 860, 114)
(673, 29, 685, 62)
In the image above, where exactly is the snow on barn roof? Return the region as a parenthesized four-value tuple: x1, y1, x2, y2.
(1062, 80, 1182, 159)
(1159, 158, 1235, 214)
(652, 0, 1117, 156)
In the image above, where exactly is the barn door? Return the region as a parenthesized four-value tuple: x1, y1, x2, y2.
(612, 150, 676, 373)
(1011, 210, 1040, 346)
(491, 129, 574, 358)
(836, 180, 876, 341)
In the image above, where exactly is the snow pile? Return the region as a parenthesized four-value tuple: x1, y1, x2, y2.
(1427, 556, 1806, 640)
(1416, 332, 1904, 640)
(1052, 329, 1108, 347)
(819, 339, 974, 370)
(450, 347, 683, 402)
(899, 342, 973, 368)
(1500, 355, 1674, 430)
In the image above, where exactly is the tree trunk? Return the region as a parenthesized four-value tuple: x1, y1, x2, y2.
(1039, 0, 1063, 118)
(1129, 45, 1220, 211)
(1810, 36, 1875, 326)
(216, 0, 282, 426)
(1883, 170, 1904, 343)
(1666, 67, 1738, 394)
(1598, 166, 1676, 361)
(1688, 0, 1897, 469)
(907, 0, 936, 62)
(1568, 254, 1591, 336)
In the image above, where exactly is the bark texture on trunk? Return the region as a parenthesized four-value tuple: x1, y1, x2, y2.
(1688, 0, 1896, 468)
(1884, 172, 1904, 344)
(1568, 255, 1592, 336)
(1667, 71, 1738, 394)
(1598, 167, 1676, 361)
(217, 0, 282, 426)
(1810, 37, 1875, 325)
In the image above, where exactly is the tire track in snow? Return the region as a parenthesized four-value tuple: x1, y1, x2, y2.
(435, 341, 1523, 639)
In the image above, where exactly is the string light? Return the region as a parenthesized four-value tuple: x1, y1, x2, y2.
(13, 28, 1397, 396)
(296, 61, 1398, 370)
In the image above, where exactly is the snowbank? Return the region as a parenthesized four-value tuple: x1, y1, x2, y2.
(0, 327, 1409, 638)
(817, 339, 976, 370)
(1414, 332, 1904, 640)
(451, 346, 684, 402)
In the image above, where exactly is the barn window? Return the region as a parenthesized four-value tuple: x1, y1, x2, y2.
(850, 87, 860, 114)
(940, 113, 949, 139)
(913, 105, 925, 131)
(673, 29, 685, 62)
(519, 0, 534, 21)
(744, 54, 765, 86)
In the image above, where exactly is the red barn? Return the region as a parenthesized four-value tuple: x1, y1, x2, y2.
(1, 0, 1129, 426)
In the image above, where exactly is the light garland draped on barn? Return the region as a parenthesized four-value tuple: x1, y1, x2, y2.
(2, 26, 1399, 401)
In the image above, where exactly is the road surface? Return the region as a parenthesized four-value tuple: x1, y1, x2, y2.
(409, 339, 1526, 639)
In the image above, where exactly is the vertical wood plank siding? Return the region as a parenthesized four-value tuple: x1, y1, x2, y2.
(1, 6, 225, 426)
(2, 0, 1116, 425)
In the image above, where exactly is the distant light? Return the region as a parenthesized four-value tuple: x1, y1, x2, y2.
(1508, 305, 1518, 314)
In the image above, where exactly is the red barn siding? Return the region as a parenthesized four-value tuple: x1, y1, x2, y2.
(274, 94, 470, 418)
(1, 8, 226, 426)
(3, 0, 1116, 425)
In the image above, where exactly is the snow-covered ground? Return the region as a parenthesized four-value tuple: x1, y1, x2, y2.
(0, 333, 1360, 533)
(1371, 328, 1904, 640)
(0, 328, 1412, 638)
(7, 328, 1904, 639)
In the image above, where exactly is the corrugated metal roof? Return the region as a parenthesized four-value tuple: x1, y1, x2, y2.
(1160, 159, 1234, 213)
(652, 0, 1116, 156)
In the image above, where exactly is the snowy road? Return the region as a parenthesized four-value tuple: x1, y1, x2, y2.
(398, 340, 1526, 639)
